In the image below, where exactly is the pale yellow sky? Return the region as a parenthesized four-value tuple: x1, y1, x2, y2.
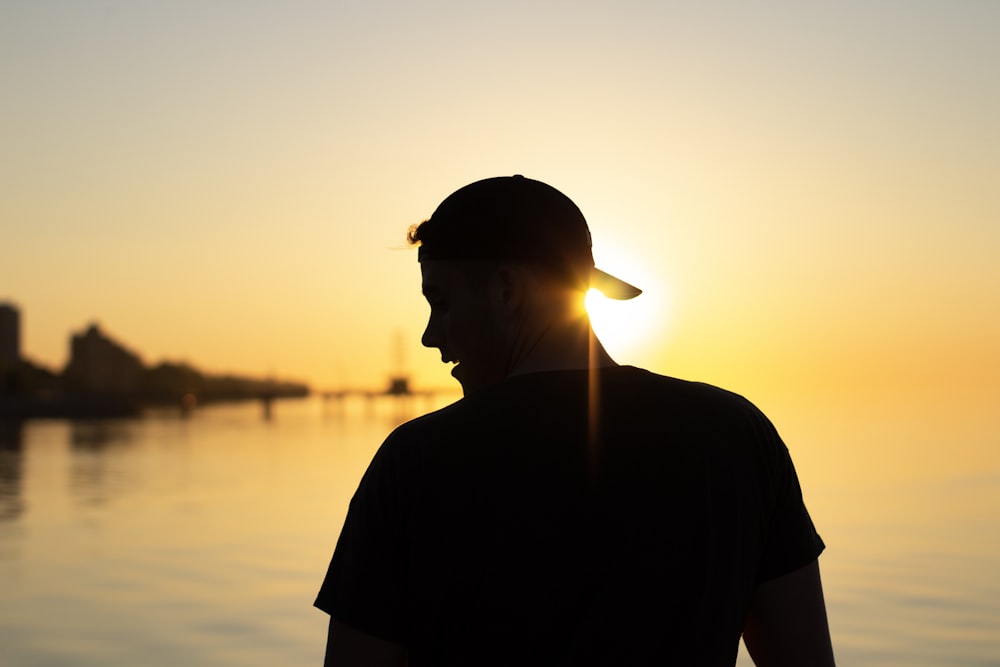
(2, 0, 998, 406)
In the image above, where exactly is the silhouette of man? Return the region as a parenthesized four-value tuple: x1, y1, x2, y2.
(315, 176, 834, 666)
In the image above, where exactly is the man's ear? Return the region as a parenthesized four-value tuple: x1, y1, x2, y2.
(489, 264, 527, 319)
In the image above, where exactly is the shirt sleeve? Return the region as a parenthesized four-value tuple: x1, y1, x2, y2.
(753, 411, 826, 583)
(745, 402, 826, 583)
(314, 431, 412, 643)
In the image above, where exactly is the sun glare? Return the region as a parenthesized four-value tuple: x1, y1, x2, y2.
(585, 288, 661, 359)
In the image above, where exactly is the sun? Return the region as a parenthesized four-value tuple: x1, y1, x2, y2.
(585, 287, 663, 360)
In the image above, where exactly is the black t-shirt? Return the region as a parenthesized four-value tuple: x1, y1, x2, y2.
(315, 367, 824, 666)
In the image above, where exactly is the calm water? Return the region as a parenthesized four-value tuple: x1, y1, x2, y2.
(1, 394, 998, 666)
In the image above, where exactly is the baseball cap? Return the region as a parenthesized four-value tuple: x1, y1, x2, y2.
(411, 175, 642, 300)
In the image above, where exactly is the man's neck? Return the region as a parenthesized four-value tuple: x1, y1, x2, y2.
(506, 318, 617, 379)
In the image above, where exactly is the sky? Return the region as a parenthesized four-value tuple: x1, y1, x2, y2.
(2, 0, 998, 415)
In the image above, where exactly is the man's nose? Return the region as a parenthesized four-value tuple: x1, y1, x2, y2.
(421, 317, 438, 349)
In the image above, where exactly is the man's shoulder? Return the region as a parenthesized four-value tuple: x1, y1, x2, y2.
(390, 366, 762, 438)
(380, 391, 493, 450)
(383, 399, 461, 443)
(603, 366, 762, 415)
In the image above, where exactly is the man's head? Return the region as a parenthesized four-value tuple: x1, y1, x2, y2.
(410, 176, 640, 393)
(409, 175, 641, 300)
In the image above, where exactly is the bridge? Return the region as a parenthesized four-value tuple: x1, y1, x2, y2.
(318, 375, 445, 401)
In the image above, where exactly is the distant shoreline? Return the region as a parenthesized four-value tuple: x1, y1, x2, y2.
(0, 390, 309, 421)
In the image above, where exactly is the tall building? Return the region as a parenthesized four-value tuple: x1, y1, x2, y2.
(0, 302, 20, 368)
(64, 323, 144, 394)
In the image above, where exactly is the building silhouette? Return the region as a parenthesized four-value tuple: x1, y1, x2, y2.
(63, 323, 144, 394)
(0, 302, 19, 368)
(1, 305, 309, 418)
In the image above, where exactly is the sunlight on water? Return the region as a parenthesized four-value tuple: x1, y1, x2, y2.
(1, 392, 998, 666)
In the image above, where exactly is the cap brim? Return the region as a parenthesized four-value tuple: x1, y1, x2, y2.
(591, 267, 642, 300)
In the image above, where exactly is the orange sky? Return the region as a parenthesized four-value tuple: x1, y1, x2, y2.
(2, 1, 998, 411)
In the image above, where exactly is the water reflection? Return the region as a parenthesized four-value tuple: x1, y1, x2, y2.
(71, 419, 134, 450)
(70, 420, 137, 508)
(0, 420, 24, 521)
